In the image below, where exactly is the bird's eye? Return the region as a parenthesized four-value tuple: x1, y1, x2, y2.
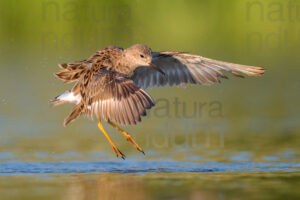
(140, 54, 144, 58)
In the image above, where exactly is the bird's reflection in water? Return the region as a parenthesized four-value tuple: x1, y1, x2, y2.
(1, 172, 298, 200)
(63, 176, 149, 200)
(61, 174, 218, 200)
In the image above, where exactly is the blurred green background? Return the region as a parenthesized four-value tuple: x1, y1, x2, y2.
(1, 0, 299, 162)
(0, 0, 300, 199)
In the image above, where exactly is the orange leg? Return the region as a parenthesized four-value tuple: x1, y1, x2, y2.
(97, 116, 125, 159)
(107, 120, 145, 155)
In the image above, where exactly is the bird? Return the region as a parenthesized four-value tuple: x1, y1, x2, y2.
(51, 44, 265, 159)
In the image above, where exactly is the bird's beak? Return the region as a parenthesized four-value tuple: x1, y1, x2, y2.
(149, 63, 165, 76)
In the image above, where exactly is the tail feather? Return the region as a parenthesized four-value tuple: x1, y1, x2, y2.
(49, 99, 67, 107)
(64, 103, 84, 126)
(54, 61, 87, 126)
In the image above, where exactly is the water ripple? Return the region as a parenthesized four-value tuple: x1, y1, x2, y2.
(0, 161, 299, 175)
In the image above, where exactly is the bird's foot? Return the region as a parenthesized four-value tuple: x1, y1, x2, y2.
(125, 135, 145, 155)
(107, 120, 145, 155)
(111, 145, 126, 160)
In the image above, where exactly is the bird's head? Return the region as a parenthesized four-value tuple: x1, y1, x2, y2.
(124, 44, 165, 75)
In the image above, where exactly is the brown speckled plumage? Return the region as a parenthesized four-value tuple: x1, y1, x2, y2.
(52, 44, 265, 127)
(53, 45, 157, 126)
(52, 44, 265, 158)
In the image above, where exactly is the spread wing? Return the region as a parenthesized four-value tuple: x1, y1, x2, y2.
(131, 52, 265, 89)
(84, 69, 154, 125)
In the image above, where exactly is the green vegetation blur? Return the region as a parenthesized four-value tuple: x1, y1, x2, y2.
(0, 0, 299, 162)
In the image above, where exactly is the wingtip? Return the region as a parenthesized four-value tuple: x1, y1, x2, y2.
(250, 66, 266, 76)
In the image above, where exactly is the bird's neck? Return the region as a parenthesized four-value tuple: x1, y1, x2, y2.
(112, 53, 139, 76)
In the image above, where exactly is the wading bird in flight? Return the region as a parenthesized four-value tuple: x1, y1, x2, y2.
(52, 44, 265, 159)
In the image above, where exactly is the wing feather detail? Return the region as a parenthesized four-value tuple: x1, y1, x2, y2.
(84, 69, 154, 125)
(131, 52, 265, 89)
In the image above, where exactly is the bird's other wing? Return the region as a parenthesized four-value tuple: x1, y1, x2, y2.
(131, 51, 265, 89)
(84, 69, 154, 126)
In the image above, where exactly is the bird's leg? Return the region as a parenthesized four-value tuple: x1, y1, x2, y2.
(97, 116, 125, 159)
(107, 120, 145, 155)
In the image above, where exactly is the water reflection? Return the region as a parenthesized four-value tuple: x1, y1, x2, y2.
(1, 172, 300, 200)
(62, 176, 221, 200)
(63, 176, 148, 200)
